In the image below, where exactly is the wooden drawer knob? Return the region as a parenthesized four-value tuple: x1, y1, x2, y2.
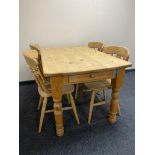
(90, 74, 95, 78)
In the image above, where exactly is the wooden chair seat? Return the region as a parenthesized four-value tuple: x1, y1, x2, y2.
(48, 84, 74, 94)
(84, 80, 111, 91)
(38, 84, 74, 98)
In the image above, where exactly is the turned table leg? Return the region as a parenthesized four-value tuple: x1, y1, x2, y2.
(51, 76, 64, 136)
(108, 68, 125, 124)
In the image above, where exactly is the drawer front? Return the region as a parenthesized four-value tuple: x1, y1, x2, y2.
(69, 70, 113, 83)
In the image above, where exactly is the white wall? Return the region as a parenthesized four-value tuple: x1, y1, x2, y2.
(19, 0, 135, 81)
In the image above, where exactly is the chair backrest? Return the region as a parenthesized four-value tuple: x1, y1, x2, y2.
(29, 43, 41, 53)
(29, 43, 43, 70)
(23, 52, 49, 93)
(29, 43, 42, 61)
(103, 46, 130, 61)
(88, 42, 103, 51)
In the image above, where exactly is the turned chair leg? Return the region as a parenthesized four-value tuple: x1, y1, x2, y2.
(88, 91, 96, 124)
(38, 96, 43, 110)
(117, 103, 121, 116)
(66, 94, 71, 104)
(38, 97, 47, 133)
(69, 93, 80, 125)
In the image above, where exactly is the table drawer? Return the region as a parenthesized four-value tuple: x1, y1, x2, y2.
(69, 70, 113, 83)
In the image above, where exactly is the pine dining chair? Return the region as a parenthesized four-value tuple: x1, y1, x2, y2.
(75, 42, 107, 100)
(29, 44, 51, 110)
(84, 46, 130, 124)
(23, 52, 80, 133)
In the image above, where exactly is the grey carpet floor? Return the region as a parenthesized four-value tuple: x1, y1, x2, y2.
(19, 71, 135, 155)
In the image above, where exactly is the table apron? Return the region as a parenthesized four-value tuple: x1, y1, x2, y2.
(62, 69, 114, 84)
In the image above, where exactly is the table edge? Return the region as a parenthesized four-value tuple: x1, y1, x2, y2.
(43, 64, 132, 77)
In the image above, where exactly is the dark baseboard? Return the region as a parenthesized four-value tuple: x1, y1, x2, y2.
(126, 68, 135, 72)
(19, 80, 36, 86)
(19, 69, 135, 86)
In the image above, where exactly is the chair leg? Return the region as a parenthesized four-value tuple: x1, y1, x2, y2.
(38, 96, 43, 110)
(75, 84, 79, 100)
(117, 103, 121, 116)
(38, 97, 47, 133)
(88, 91, 96, 124)
(76, 84, 84, 102)
(103, 90, 105, 100)
(66, 94, 71, 104)
(69, 93, 80, 125)
(103, 87, 109, 100)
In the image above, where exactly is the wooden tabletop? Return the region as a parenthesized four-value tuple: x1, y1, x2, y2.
(40, 46, 132, 76)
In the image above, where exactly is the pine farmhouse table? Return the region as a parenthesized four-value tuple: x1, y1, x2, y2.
(40, 46, 132, 136)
